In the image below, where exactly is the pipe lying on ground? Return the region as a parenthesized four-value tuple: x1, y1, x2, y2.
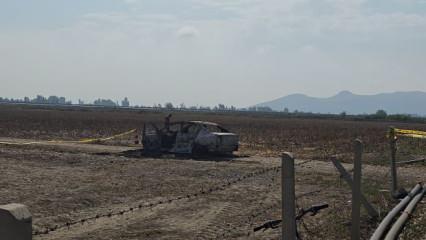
(384, 188, 425, 240)
(370, 183, 422, 240)
(396, 158, 425, 165)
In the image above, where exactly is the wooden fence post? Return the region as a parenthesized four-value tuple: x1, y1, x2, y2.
(331, 158, 378, 218)
(282, 152, 296, 240)
(0, 203, 32, 240)
(351, 139, 363, 240)
(389, 127, 398, 196)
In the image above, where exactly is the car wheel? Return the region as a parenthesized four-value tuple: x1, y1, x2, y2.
(192, 144, 208, 155)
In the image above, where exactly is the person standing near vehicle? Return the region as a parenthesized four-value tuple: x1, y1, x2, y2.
(165, 114, 172, 132)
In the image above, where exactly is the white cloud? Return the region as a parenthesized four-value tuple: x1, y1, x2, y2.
(300, 45, 316, 54)
(176, 26, 200, 39)
(122, 0, 140, 4)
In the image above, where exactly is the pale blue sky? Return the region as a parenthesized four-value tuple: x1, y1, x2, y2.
(1, 0, 426, 107)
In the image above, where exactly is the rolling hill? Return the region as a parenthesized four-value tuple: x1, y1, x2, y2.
(256, 91, 426, 115)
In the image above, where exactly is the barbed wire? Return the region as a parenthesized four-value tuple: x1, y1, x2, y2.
(33, 157, 319, 237)
(32, 165, 282, 236)
(232, 160, 319, 238)
(244, 159, 323, 238)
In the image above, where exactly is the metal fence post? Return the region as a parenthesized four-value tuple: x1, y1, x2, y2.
(282, 152, 296, 240)
(389, 128, 398, 196)
(351, 139, 363, 240)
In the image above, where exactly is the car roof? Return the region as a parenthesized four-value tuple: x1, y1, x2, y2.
(169, 121, 219, 126)
(166, 121, 229, 132)
(188, 121, 219, 126)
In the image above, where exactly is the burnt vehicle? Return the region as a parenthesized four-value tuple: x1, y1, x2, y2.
(142, 117, 239, 155)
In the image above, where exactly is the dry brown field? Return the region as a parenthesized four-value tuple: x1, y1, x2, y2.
(0, 105, 425, 239)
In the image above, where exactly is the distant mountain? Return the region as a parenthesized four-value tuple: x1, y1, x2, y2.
(256, 91, 426, 115)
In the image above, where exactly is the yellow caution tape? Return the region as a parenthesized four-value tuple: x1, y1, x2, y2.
(393, 128, 426, 139)
(0, 141, 39, 145)
(394, 128, 426, 136)
(395, 133, 426, 139)
(0, 129, 137, 146)
(73, 129, 137, 143)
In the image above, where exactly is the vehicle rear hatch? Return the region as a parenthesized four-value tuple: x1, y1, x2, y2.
(213, 132, 239, 150)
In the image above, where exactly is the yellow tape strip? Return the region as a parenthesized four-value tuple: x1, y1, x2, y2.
(0, 141, 39, 145)
(397, 133, 426, 139)
(0, 129, 137, 146)
(395, 128, 426, 136)
(394, 128, 426, 139)
(76, 129, 137, 143)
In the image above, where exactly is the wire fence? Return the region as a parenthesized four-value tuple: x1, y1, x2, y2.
(30, 153, 350, 239)
(203, 160, 319, 239)
(244, 158, 334, 240)
(32, 165, 284, 236)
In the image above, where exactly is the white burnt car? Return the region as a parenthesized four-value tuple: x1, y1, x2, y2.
(142, 120, 239, 155)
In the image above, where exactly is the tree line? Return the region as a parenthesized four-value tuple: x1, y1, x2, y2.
(0, 95, 131, 107)
(0, 96, 272, 112)
(0, 95, 423, 122)
(0, 95, 72, 105)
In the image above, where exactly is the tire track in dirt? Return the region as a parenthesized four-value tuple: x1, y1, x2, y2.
(194, 202, 233, 239)
(194, 169, 282, 240)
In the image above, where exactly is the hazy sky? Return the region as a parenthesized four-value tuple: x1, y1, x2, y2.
(1, 0, 426, 107)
